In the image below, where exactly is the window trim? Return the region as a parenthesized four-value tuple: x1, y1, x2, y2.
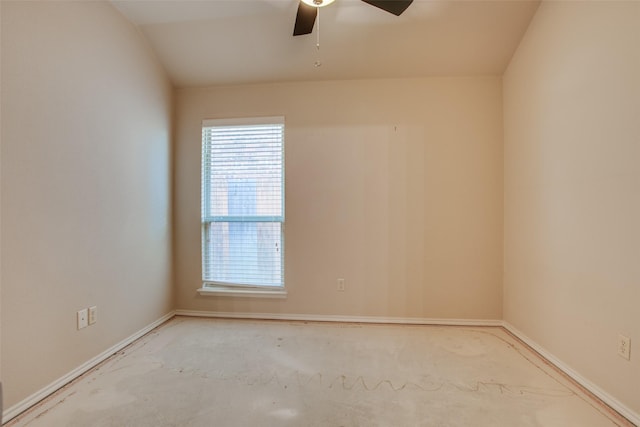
(200, 116, 286, 297)
(197, 284, 288, 299)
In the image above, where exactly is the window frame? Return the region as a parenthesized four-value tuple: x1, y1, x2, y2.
(199, 116, 286, 297)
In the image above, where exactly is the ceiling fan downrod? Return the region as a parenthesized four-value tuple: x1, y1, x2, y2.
(314, 6, 322, 67)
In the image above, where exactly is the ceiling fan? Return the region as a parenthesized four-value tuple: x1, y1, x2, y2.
(293, 0, 414, 36)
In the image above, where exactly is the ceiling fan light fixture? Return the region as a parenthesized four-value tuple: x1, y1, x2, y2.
(294, 0, 413, 37)
(301, 0, 336, 8)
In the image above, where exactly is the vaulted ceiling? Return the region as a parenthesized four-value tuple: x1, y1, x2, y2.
(111, 0, 540, 88)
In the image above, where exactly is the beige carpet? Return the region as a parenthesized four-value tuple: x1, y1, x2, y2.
(7, 317, 633, 426)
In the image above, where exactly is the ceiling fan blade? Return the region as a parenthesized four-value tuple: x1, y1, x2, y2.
(360, 0, 413, 16)
(293, 1, 318, 36)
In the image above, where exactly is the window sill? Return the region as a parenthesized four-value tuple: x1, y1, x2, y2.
(197, 285, 288, 299)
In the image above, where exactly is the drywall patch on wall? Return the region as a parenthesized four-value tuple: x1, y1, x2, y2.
(174, 77, 504, 320)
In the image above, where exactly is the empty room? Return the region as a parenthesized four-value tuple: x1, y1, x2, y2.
(0, 0, 638, 425)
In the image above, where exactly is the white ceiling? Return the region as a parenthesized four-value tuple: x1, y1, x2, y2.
(111, 0, 540, 88)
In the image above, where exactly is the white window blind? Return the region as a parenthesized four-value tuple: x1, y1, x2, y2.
(201, 117, 284, 288)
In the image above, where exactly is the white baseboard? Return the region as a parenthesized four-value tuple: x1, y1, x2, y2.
(178, 311, 638, 425)
(2, 311, 176, 424)
(5, 311, 636, 426)
(174, 309, 503, 327)
(503, 322, 640, 426)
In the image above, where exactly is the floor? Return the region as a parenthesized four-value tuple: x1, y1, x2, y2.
(7, 316, 634, 427)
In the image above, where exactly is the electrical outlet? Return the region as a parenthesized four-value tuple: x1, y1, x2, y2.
(618, 334, 631, 360)
(77, 309, 88, 330)
(88, 306, 97, 325)
(337, 278, 345, 292)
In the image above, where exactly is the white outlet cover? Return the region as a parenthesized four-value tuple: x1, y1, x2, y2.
(618, 334, 631, 360)
(77, 309, 88, 330)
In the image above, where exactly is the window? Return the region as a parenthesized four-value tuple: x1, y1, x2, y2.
(201, 117, 284, 290)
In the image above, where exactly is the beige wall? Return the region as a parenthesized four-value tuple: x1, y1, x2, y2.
(503, 0, 640, 415)
(0, 1, 173, 407)
(1, 0, 636, 420)
(174, 78, 503, 320)
(0, 0, 3, 390)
